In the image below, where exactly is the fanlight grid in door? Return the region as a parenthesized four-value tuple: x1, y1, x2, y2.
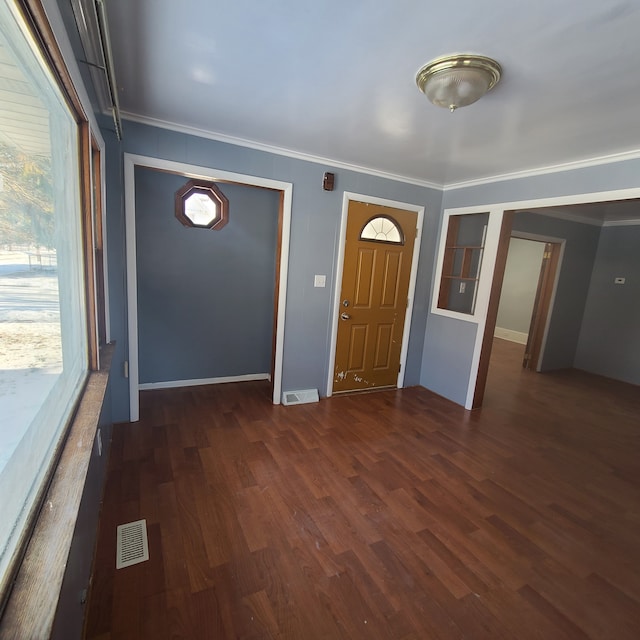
(360, 215, 404, 244)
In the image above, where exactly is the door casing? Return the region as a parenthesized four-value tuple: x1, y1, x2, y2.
(327, 192, 424, 397)
(522, 240, 563, 371)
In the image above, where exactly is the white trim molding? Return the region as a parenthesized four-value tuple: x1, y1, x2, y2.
(326, 192, 425, 397)
(602, 218, 640, 227)
(124, 153, 292, 421)
(494, 328, 528, 345)
(444, 148, 640, 191)
(120, 111, 640, 194)
(138, 373, 270, 391)
(121, 112, 441, 191)
(430, 207, 496, 324)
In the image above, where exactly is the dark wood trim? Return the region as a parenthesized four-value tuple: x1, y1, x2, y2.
(81, 123, 99, 370)
(437, 215, 460, 308)
(523, 244, 548, 368)
(0, 346, 114, 639)
(472, 210, 514, 408)
(524, 242, 561, 370)
(92, 139, 107, 347)
(174, 179, 229, 230)
(0, 2, 106, 633)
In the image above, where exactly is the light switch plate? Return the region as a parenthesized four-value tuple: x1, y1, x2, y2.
(314, 274, 326, 288)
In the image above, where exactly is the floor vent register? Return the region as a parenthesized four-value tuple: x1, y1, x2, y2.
(116, 519, 149, 569)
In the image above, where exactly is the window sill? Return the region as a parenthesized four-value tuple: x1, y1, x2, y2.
(0, 343, 114, 639)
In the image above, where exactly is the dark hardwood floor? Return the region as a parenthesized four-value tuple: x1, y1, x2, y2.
(85, 339, 640, 639)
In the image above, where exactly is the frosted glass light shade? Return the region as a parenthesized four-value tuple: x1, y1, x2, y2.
(416, 55, 501, 112)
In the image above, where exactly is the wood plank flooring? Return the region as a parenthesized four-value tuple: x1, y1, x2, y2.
(85, 339, 640, 639)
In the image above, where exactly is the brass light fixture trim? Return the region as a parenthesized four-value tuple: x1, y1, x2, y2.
(416, 54, 502, 112)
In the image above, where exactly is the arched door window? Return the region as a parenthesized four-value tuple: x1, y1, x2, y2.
(359, 215, 404, 244)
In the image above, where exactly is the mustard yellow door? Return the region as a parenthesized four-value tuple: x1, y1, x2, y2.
(333, 201, 417, 393)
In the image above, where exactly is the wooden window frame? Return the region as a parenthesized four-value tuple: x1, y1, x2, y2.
(175, 178, 229, 230)
(0, 0, 109, 635)
(436, 212, 488, 315)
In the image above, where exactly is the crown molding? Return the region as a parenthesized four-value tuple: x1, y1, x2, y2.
(117, 111, 640, 199)
(444, 148, 640, 191)
(520, 207, 602, 227)
(508, 207, 640, 228)
(119, 111, 442, 191)
(602, 218, 640, 227)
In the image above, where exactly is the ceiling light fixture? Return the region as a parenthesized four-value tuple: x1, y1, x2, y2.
(416, 54, 502, 112)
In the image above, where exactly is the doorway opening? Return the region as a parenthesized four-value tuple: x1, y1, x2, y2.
(471, 193, 640, 409)
(124, 154, 293, 421)
(494, 235, 563, 371)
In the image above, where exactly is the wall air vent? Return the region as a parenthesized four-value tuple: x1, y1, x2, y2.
(282, 389, 319, 406)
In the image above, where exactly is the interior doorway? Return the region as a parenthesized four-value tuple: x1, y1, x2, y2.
(124, 153, 293, 421)
(495, 236, 562, 371)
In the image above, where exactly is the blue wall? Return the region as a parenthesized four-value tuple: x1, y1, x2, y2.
(135, 167, 278, 384)
(575, 224, 640, 384)
(102, 118, 640, 421)
(420, 314, 478, 406)
(102, 118, 442, 421)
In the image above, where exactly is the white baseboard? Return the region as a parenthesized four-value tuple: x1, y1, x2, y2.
(138, 372, 270, 391)
(494, 327, 528, 345)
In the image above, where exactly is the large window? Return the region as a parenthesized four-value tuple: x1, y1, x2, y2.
(0, 0, 97, 605)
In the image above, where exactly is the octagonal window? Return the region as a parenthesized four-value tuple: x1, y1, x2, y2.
(175, 179, 229, 229)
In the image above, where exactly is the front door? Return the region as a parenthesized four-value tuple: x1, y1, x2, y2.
(333, 200, 417, 393)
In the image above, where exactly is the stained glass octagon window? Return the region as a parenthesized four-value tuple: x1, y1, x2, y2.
(175, 179, 229, 229)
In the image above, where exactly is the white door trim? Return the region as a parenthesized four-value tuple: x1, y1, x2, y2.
(326, 192, 425, 397)
(124, 153, 292, 421)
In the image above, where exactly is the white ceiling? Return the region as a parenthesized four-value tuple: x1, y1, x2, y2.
(103, 0, 640, 188)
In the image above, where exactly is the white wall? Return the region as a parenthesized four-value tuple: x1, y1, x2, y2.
(495, 238, 545, 343)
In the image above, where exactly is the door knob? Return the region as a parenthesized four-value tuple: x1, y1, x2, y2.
(340, 312, 351, 320)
